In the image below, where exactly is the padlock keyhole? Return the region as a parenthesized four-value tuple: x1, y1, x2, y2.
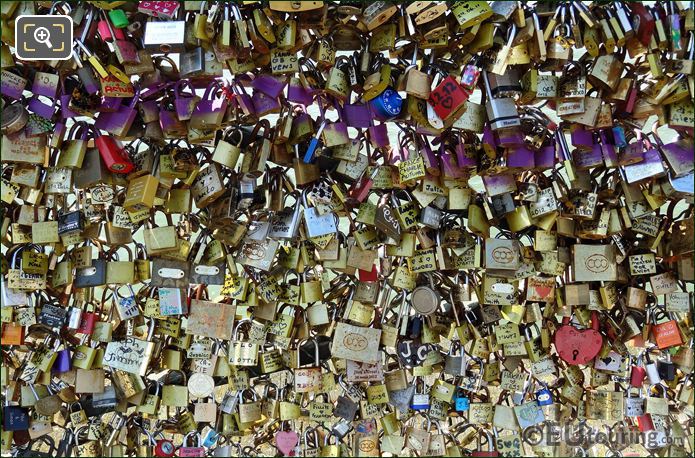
(572, 349, 579, 360)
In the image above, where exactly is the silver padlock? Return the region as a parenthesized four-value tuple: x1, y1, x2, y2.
(420, 205, 442, 229)
(483, 70, 521, 131)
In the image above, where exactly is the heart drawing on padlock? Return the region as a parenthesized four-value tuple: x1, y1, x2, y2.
(534, 285, 552, 299)
(275, 430, 299, 456)
(554, 310, 603, 365)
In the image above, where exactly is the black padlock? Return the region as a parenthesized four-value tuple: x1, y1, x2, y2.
(57, 209, 85, 235)
(73, 258, 107, 288)
(334, 395, 359, 421)
(657, 354, 676, 381)
(37, 303, 67, 329)
(299, 336, 332, 365)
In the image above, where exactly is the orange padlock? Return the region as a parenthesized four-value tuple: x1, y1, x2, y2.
(2, 323, 25, 345)
(652, 318, 683, 349)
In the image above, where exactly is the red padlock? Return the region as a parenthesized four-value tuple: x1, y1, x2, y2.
(347, 167, 380, 203)
(93, 127, 135, 174)
(155, 438, 176, 457)
(428, 75, 470, 121)
(554, 311, 603, 365)
(76, 311, 97, 335)
(471, 429, 499, 457)
(628, 3, 656, 45)
(359, 265, 379, 282)
(630, 353, 647, 388)
(636, 413, 654, 432)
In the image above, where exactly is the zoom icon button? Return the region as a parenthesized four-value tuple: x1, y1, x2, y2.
(16, 15, 72, 61)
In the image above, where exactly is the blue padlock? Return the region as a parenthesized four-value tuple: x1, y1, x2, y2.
(536, 387, 553, 406)
(612, 126, 627, 148)
(455, 394, 470, 412)
(202, 429, 219, 448)
(369, 88, 402, 120)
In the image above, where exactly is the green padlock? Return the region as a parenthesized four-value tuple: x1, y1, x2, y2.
(108, 9, 128, 28)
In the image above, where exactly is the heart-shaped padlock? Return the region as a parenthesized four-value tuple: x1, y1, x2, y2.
(554, 311, 603, 365)
(275, 430, 299, 456)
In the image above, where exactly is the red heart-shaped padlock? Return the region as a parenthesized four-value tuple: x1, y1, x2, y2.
(554, 311, 603, 365)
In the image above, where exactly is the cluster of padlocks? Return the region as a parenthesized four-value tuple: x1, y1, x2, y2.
(1, 1, 694, 457)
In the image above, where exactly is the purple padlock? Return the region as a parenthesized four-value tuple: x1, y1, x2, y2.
(52, 349, 72, 373)
(139, 99, 160, 124)
(368, 123, 389, 149)
(535, 144, 556, 170)
(507, 145, 535, 169)
(342, 103, 372, 128)
(60, 94, 80, 119)
(600, 129, 619, 168)
(482, 174, 516, 195)
(441, 148, 464, 178)
(287, 77, 313, 106)
(659, 139, 694, 177)
(98, 96, 123, 113)
(252, 90, 281, 117)
(482, 124, 498, 157)
(27, 96, 57, 120)
(95, 87, 140, 137)
(31, 73, 59, 99)
(252, 74, 287, 98)
(231, 82, 256, 118)
(174, 80, 200, 121)
(573, 143, 604, 170)
(619, 132, 647, 166)
(190, 81, 229, 130)
(495, 128, 524, 148)
(421, 138, 439, 176)
(160, 108, 187, 138)
(622, 146, 666, 184)
(456, 142, 477, 169)
(570, 124, 594, 151)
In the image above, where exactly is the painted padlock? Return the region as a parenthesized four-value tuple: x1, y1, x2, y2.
(554, 310, 603, 365)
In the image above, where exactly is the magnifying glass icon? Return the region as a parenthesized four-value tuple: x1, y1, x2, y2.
(33, 27, 53, 49)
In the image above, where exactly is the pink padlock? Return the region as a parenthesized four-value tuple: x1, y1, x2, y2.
(98, 16, 125, 42)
